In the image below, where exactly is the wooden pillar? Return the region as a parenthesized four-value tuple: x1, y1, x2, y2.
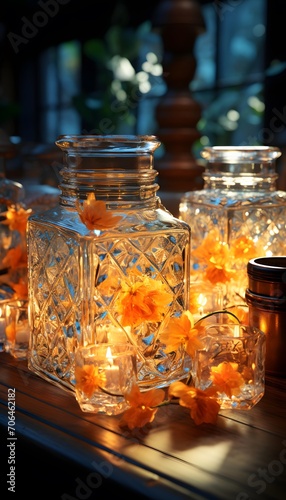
(152, 0, 205, 214)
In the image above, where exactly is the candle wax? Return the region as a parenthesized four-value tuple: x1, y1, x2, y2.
(105, 363, 120, 391)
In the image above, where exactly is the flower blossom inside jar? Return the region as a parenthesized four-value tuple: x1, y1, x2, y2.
(27, 135, 191, 392)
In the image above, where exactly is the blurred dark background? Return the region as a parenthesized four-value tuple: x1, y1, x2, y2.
(1, 0, 286, 191)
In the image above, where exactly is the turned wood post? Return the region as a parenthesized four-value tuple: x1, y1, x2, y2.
(152, 0, 205, 213)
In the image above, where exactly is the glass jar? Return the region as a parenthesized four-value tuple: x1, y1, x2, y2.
(179, 146, 286, 306)
(27, 135, 191, 392)
(0, 136, 28, 307)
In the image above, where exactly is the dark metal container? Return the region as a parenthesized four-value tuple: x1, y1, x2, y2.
(245, 256, 286, 377)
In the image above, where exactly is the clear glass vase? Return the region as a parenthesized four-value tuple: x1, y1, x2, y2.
(179, 146, 286, 306)
(27, 135, 191, 392)
(0, 138, 29, 352)
(0, 140, 26, 291)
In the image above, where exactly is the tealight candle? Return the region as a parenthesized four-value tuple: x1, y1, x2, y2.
(190, 281, 224, 322)
(105, 346, 120, 389)
(5, 300, 30, 359)
(191, 323, 266, 410)
(74, 343, 137, 415)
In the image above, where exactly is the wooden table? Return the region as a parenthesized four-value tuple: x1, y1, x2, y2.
(0, 352, 285, 499)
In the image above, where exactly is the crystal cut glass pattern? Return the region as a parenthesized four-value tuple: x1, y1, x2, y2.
(179, 146, 286, 305)
(192, 324, 265, 410)
(28, 135, 191, 392)
(28, 222, 189, 391)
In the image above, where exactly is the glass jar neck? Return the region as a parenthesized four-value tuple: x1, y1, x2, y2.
(201, 146, 281, 191)
(55, 135, 161, 209)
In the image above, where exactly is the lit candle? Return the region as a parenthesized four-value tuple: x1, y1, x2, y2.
(233, 324, 240, 338)
(105, 346, 120, 388)
(197, 293, 207, 316)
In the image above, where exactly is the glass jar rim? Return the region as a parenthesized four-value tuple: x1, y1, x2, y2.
(203, 323, 264, 339)
(55, 134, 161, 153)
(201, 146, 281, 163)
(76, 343, 137, 359)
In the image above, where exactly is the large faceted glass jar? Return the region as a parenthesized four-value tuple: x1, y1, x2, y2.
(27, 135, 191, 392)
(179, 146, 286, 306)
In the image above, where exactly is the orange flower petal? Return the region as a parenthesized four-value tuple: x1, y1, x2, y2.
(116, 275, 173, 327)
(75, 364, 106, 398)
(186, 390, 221, 425)
(125, 383, 165, 408)
(120, 405, 158, 430)
(76, 193, 122, 230)
(12, 280, 28, 300)
(2, 245, 27, 270)
(231, 235, 260, 261)
(160, 310, 202, 356)
(210, 361, 244, 398)
(120, 383, 165, 429)
(1, 206, 32, 234)
(169, 382, 220, 425)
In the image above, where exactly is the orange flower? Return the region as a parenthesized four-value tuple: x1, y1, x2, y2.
(169, 381, 220, 425)
(96, 274, 120, 295)
(76, 193, 122, 230)
(160, 310, 203, 358)
(193, 231, 235, 285)
(204, 263, 235, 285)
(12, 279, 28, 300)
(75, 364, 106, 398)
(192, 229, 222, 264)
(120, 383, 165, 430)
(210, 361, 244, 398)
(204, 243, 236, 285)
(2, 245, 27, 270)
(224, 306, 249, 325)
(5, 322, 16, 343)
(115, 275, 173, 327)
(231, 235, 260, 261)
(1, 206, 32, 234)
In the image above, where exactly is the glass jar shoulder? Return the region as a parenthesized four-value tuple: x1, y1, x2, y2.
(28, 205, 191, 236)
(180, 188, 286, 209)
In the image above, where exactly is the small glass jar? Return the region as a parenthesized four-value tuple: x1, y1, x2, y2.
(74, 343, 137, 415)
(27, 135, 191, 392)
(191, 323, 265, 410)
(179, 146, 286, 305)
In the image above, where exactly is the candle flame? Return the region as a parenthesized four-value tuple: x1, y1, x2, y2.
(106, 346, 113, 365)
(198, 293, 207, 316)
(198, 294, 207, 307)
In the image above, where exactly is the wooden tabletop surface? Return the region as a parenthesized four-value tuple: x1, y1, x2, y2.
(0, 352, 285, 499)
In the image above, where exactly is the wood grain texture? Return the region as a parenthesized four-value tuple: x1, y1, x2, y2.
(0, 353, 285, 499)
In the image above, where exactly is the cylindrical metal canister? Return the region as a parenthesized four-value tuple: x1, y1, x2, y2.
(245, 256, 286, 377)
